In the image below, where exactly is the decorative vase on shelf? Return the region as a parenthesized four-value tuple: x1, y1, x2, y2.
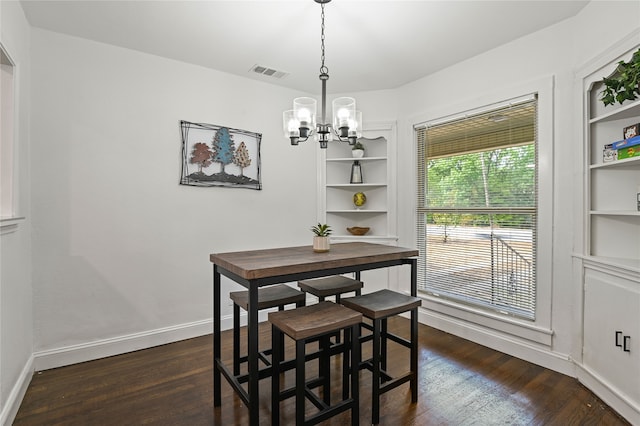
(350, 160, 363, 184)
(353, 192, 367, 209)
(351, 141, 365, 158)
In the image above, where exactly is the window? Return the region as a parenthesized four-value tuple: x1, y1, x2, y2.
(1, 44, 15, 219)
(416, 95, 537, 320)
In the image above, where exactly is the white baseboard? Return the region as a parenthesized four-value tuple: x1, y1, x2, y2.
(418, 308, 575, 377)
(1, 354, 34, 426)
(575, 363, 640, 424)
(33, 318, 216, 372)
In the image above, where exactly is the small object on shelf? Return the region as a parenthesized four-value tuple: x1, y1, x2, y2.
(351, 141, 365, 158)
(623, 123, 639, 139)
(350, 160, 363, 184)
(347, 226, 370, 236)
(637, 186, 640, 211)
(603, 143, 617, 162)
(612, 135, 640, 159)
(353, 191, 367, 209)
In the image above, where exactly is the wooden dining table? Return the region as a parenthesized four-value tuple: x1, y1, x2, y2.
(210, 241, 419, 426)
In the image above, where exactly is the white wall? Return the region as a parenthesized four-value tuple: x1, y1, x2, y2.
(29, 28, 321, 364)
(0, 1, 33, 424)
(394, 0, 640, 372)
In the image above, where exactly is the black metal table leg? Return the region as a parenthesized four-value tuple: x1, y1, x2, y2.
(213, 265, 221, 407)
(247, 281, 259, 426)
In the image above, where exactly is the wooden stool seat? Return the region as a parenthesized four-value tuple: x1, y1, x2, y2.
(230, 284, 305, 376)
(268, 301, 362, 340)
(297, 276, 363, 300)
(341, 289, 422, 425)
(269, 302, 362, 426)
(230, 284, 306, 311)
(340, 288, 422, 319)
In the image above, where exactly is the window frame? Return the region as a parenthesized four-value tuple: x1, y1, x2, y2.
(412, 76, 554, 346)
(1, 42, 23, 234)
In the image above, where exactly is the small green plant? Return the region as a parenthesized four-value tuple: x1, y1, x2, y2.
(352, 141, 364, 151)
(311, 223, 332, 237)
(600, 48, 640, 106)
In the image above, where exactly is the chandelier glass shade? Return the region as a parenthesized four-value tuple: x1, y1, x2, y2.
(283, 0, 362, 148)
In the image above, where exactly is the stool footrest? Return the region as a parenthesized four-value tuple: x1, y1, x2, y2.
(379, 371, 414, 395)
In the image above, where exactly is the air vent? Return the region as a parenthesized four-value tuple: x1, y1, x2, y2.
(249, 64, 288, 79)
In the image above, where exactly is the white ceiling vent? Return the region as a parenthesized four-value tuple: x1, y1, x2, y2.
(249, 64, 288, 79)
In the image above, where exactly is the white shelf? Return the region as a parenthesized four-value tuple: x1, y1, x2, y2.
(589, 99, 640, 124)
(327, 209, 387, 214)
(320, 123, 397, 241)
(326, 156, 387, 162)
(590, 210, 640, 216)
(590, 156, 640, 169)
(326, 183, 387, 188)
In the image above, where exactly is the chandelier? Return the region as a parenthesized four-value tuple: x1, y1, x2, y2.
(283, 0, 362, 149)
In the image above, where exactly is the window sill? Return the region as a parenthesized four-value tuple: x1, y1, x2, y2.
(1, 216, 25, 235)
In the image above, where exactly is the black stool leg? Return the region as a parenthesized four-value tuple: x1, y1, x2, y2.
(411, 307, 418, 402)
(381, 317, 388, 381)
(320, 335, 331, 405)
(350, 323, 360, 426)
(233, 302, 240, 376)
(342, 326, 351, 401)
(271, 325, 282, 426)
(372, 317, 382, 425)
(296, 339, 306, 426)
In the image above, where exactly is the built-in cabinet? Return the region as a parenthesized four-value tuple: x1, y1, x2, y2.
(577, 39, 640, 424)
(318, 121, 397, 243)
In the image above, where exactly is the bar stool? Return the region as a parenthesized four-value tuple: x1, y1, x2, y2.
(297, 275, 363, 304)
(229, 284, 306, 376)
(269, 301, 362, 426)
(340, 289, 422, 425)
(297, 276, 364, 351)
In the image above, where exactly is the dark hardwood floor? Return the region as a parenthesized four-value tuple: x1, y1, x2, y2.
(14, 317, 629, 425)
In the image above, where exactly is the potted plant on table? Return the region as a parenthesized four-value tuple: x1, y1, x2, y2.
(600, 48, 640, 106)
(311, 223, 332, 253)
(351, 141, 365, 158)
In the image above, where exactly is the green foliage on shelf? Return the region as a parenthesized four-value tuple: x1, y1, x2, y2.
(600, 48, 640, 106)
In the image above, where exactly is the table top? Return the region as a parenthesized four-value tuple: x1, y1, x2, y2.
(210, 242, 418, 280)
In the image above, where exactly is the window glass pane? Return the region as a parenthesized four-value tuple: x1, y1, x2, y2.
(416, 97, 537, 320)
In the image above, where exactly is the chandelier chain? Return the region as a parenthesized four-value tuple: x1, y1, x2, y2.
(320, 3, 328, 75)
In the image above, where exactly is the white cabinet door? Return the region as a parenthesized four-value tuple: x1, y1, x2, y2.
(583, 267, 640, 404)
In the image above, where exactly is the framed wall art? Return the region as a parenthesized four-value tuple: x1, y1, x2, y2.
(180, 121, 262, 190)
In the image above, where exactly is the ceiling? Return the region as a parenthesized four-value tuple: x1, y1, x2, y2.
(19, 0, 590, 94)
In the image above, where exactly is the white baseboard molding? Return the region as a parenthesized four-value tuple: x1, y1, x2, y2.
(418, 308, 575, 377)
(33, 318, 216, 372)
(1, 354, 34, 426)
(31, 307, 286, 372)
(575, 363, 640, 424)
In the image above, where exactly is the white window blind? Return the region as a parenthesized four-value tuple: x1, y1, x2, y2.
(416, 96, 537, 320)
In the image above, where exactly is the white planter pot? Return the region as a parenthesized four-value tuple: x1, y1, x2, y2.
(352, 149, 364, 158)
(313, 236, 330, 253)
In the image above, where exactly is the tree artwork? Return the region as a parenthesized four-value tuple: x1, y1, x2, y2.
(211, 127, 235, 174)
(233, 141, 252, 176)
(180, 121, 262, 190)
(189, 142, 213, 173)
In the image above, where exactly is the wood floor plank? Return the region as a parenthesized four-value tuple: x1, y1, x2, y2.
(14, 318, 630, 425)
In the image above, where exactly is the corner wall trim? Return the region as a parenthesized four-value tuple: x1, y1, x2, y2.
(1, 354, 34, 426)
